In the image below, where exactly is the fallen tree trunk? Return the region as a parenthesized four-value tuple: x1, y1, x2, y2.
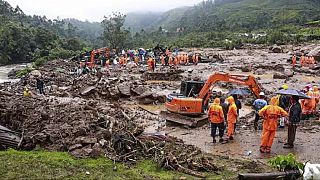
(238, 170, 301, 180)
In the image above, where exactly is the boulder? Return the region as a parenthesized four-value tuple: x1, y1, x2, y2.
(117, 84, 131, 96)
(30, 70, 41, 77)
(80, 86, 96, 95)
(308, 46, 320, 57)
(271, 45, 282, 53)
(284, 69, 294, 77)
(273, 72, 286, 79)
(240, 66, 252, 72)
(7, 69, 18, 78)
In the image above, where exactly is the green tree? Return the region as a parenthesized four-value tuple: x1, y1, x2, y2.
(101, 12, 129, 49)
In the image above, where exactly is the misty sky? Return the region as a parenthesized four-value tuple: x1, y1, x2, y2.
(6, 0, 204, 22)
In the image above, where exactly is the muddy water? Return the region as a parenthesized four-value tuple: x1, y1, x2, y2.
(164, 105, 320, 163)
(0, 64, 28, 83)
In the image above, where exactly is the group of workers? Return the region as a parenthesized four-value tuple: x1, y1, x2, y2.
(208, 95, 241, 143)
(208, 84, 319, 153)
(79, 46, 201, 74)
(291, 54, 317, 68)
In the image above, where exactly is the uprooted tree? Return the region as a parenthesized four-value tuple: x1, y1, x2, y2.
(101, 12, 129, 49)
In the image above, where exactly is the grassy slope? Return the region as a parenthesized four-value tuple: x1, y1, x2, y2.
(0, 149, 234, 179)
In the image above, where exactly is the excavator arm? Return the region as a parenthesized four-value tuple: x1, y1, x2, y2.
(198, 72, 261, 108)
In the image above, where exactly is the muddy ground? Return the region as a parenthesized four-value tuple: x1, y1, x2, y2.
(0, 43, 319, 176)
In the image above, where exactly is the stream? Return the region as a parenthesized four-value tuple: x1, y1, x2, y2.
(0, 64, 29, 83)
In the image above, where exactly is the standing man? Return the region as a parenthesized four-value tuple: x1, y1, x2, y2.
(36, 78, 45, 95)
(259, 97, 288, 153)
(208, 98, 225, 143)
(232, 94, 242, 132)
(253, 92, 268, 130)
(220, 97, 229, 123)
(284, 96, 302, 148)
(291, 55, 296, 68)
(227, 96, 238, 141)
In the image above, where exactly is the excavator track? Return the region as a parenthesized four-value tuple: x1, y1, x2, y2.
(159, 111, 208, 128)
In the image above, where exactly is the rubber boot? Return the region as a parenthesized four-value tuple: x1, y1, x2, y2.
(265, 147, 271, 153)
(260, 146, 266, 153)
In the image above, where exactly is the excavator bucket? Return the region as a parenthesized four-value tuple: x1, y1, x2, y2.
(159, 110, 208, 128)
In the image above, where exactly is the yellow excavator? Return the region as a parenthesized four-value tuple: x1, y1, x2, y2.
(161, 72, 262, 127)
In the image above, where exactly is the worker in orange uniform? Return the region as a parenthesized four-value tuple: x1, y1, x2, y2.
(309, 56, 315, 65)
(192, 54, 196, 64)
(160, 54, 165, 66)
(168, 55, 173, 66)
(147, 57, 155, 72)
(300, 55, 305, 67)
(194, 53, 199, 65)
(313, 86, 320, 114)
(184, 54, 188, 65)
(208, 98, 225, 143)
(173, 56, 179, 69)
(258, 97, 288, 153)
(226, 96, 238, 141)
(134, 56, 139, 66)
(291, 55, 296, 68)
(313, 86, 319, 105)
(302, 91, 316, 115)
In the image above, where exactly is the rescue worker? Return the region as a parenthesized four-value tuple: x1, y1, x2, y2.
(36, 78, 45, 95)
(23, 87, 31, 97)
(147, 57, 155, 72)
(226, 96, 238, 140)
(173, 56, 179, 69)
(208, 98, 225, 143)
(183, 54, 188, 65)
(259, 97, 288, 153)
(232, 94, 242, 132)
(253, 92, 268, 130)
(300, 55, 305, 67)
(134, 56, 139, 66)
(220, 97, 229, 122)
(301, 91, 316, 115)
(168, 55, 173, 66)
(310, 56, 315, 65)
(194, 53, 199, 65)
(192, 54, 196, 64)
(160, 54, 165, 66)
(292, 55, 296, 68)
(164, 55, 169, 66)
(284, 96, 302, 148)
(313, 86, 319, 106)
(279, 84, 290, 110)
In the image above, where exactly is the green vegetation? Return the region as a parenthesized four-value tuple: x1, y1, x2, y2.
(268, 153, 304, 172)
(124, 0, 320, 48)
(0, 149, 236, 179)
(0, 0, 90, 65)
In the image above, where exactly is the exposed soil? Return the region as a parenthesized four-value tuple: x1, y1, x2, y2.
(0, 44, 319, 177)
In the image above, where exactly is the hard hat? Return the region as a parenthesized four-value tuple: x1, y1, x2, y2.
(281, 84, 288, 90)
(259, 92, 265, 96)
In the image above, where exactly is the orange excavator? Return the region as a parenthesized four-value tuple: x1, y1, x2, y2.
(161, 72, 262, 127)
(89, 47, 110, 67)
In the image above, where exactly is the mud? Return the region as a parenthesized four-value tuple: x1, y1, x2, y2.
(0, 44, 319, 176)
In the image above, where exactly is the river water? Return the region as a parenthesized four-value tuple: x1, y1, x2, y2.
(0, 64, 29, 83)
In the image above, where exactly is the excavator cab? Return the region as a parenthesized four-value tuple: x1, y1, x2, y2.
(166, 81, 205, 115)
(180, 81, 204, 97)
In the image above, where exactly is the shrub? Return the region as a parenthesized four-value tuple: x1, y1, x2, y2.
(268, 153, 304, 172)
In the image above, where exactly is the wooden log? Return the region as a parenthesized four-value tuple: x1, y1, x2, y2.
(238, 170, 301, 180)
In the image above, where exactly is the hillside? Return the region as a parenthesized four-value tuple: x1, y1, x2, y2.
(64, 18, 102, 46)
(0, 0, 91, 65)
(124, 7, 189, 32)
(124, 0, 320, 32)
